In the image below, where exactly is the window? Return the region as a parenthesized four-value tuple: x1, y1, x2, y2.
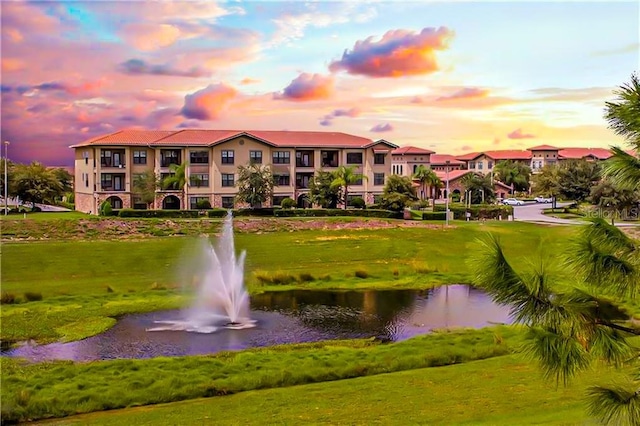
(321, 150, 339, 167)
(272, 195, 288, 206)
(488, 161, 493, 169)
(222, 173, 234, 187)
(469, 161, 476, 169)
(353, 177, 363, 185)
(161, 150, 180, 167)
(133, 150, 147, 165)
(295, 151, 314, 167)
(221, 150, 234, 164)
(478, 162, 484, 170)
(374, 173, 385, 186)
(295, 173, 313, 189)
(273, 151, 290, 164)
(83, 150, 89, 165)
(101, 150, 112, 167)
(221, 196, 234, 209)
(250, 150, 263, 164)
(190, 173, 209, 188)
(346, 152, 363, 164)
(413, 165, 418, 174)
(190, 197, 210, 209)
(374, 153, 385, 165)
(190, 150, 209, 164)
(101, 173, 112, 189)
(274, 174, 290, 186)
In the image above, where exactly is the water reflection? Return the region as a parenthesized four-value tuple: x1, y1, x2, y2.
(5, 285, 511, 362)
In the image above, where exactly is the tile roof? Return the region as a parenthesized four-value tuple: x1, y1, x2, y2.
(456, 150, 531, 161)
(434, 169, 475, 182)
(558, 147, 613, 160)
(70, 129, 396, 149)
(430, 154, 465, 165)
(527, 144, 559, 151)
(391, 145, 435, 155)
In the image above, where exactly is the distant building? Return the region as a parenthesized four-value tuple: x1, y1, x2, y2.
(389, 145, 434, 177)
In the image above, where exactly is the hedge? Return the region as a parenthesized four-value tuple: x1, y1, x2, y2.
(274, 209, 403, 219)
(433, 204, 513, 220)
(119, 209, 204, 218)
(422, 211, 446, 220)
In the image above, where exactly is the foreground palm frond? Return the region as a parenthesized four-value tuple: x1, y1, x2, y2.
(587, 382, 640, 426)
(602, 147, 640, 192)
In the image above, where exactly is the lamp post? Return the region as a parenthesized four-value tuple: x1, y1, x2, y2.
(445, 160, 450, 226)
(3, 141, 9, 215)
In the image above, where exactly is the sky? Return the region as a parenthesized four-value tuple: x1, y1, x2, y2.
(1, 0, 638, 166)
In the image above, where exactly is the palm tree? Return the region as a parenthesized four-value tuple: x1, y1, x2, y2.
(603, 73, 640, 191)
(133, 171, 159, 209)
(471, 218, 640, 425)
(413, 166, 441, 206)
(493, 160, 531, 192)
(236, 163, 274, 208)
(461, 173, 495, 204)
(331, 165, 366, 209)
(162, 161, 188, 208)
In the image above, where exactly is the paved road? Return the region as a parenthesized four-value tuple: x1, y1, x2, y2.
(513, 202, 638, 227)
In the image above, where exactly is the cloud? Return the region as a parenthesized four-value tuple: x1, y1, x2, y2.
(329, 27, 453, 78)
(122, 23, 181, 51)
(318, 107, 361, 126)
(436, 87, 489, 101)
(319, 118, 332, 126)
(2, 58, 25, 72)
(240, 77, 260, 85)
(460, 145, 473, 152)
(507, 128, 536, 139)
(370, 123, 393, 133)
(276, 73, 334, 101)
(117, 59, 210, 78)
(181, 83, 238, 120)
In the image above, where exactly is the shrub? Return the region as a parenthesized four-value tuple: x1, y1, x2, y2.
(422, 211, 446, 220)
(23, 291, 43, 302)
(106, 286, 114, 293)
(350, 197, 366, 209)
(119, 209, 202, 218)
(433, 204, 513, 220)
(274, 209, 402, 219)
(411, 200, 430, 209)
(1, 292, 17, 304)
(30, 206, 42, 212)
(298, 273, 315, 283)
(354, 270, 369, 279)
(195, 199, 212, 209)
(99, 201, 113, 216)
(281, 198, 296, 209)
(254, 272, 297, 285)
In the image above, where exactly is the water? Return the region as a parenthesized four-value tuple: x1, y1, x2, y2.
(4, 286, 512, 362)
(150, 212, 254, 333)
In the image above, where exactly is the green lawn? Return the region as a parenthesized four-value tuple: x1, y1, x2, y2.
(36, 354, 615, 425)
(0, 211, 89, 221)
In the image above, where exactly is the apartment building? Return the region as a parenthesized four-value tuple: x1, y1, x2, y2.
(389, 145, 434, 177)
(71, 130, 398, 214)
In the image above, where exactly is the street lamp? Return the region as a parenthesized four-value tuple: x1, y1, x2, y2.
(3, 141, 9, 216)
(445, 160, 450, 226)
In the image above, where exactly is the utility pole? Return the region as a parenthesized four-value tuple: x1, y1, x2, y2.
(3, 141, 9, 215)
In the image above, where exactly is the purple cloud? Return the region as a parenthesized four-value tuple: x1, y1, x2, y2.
(118, 59, 210, 78)
(370, 123, 393, 132)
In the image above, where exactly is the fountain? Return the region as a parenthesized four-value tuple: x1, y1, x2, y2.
(148, 211, 256, 333)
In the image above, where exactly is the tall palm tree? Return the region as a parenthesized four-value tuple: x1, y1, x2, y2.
(162, 161, 188, 207)
(603, 72, 640, 191)
(471, 219, 640, 425)
(413, 165, 441, 205)
(493, 160, 531, 192)
(331, 165, 366, 209)
(461, 173, 495, 204)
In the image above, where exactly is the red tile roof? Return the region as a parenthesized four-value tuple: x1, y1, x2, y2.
(430, 154, 465, 165)
(434, 169, 475, 182)
(70, 129, 396, 149)
(391, 145, 435, 155)
(558, 148, 613, 160)
(456, 150, 531, 161)
(527, 144, 559, 151)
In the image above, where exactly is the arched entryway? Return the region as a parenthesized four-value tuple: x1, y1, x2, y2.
(105, 196, 123, 210)
(452, 189, 461, 202)
(162, 195, 181, 210)
(297, 193, 310, 209)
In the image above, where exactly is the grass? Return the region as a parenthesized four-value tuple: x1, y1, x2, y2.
(1, 327, 520, 423)
(33, 354, 619, 426)
(0, 211, 89, 221)
(1, 221, 576, 343)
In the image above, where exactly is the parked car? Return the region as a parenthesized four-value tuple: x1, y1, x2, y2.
(534, 196, 553, 203)
(502, 198, 524, 206)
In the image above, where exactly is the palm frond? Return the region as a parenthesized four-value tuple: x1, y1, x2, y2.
(523, 326, 591, 386)
(587, 381, 640, 426)
(589, 326, 635, 366)
(602, 147, 640, 191)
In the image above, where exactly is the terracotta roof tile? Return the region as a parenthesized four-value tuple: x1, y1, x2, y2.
(558, 148, 613, 160)
(391, 145, 435, 155)
(527, 144, 559, 151)
(431, 154, 464, 165)
(434, 169, 475, 182)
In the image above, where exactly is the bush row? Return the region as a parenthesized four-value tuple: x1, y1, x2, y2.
(274, 209, 403, 219)
(433, 204, 514, 220)
(422, 211, 447, 221)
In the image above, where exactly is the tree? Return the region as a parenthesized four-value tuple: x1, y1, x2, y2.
(133, 171, 159, 209)
(309, 170, 340, 208)
(235, 163, 274, 208)
(533, 161, 601, 205)
(331, 165, 366, 209)
(532, 164, 562, 208)
(413, 166, 441, 205)
(471, 219, 640, 425)
(461, 173, 495, 204)
(603, 73, 640, 191)
(50, 167, 73, 194)
(493, 160, 531, 192)
(161, 161, 188, 191)
(12, 162, 63, 206)
(379, 175, 417, 211)
(589, 179, 639, 224)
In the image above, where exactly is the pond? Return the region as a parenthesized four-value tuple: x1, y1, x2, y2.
(5, 285, 512, 362)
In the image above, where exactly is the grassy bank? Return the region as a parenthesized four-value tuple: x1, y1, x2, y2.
(1, 221, 574, 343)
(36, 354, 620, 426)
(1, 327, 520, 423)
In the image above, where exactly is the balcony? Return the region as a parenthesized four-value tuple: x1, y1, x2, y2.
(160, 149, 181, 168)
(295, 172, 314, 189)
(100, 149, 126, 168)
(321, 150, 339, 168)
(295, 150, 314, 168)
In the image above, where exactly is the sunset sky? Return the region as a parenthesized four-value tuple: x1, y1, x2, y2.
(1, 0, 638, 166)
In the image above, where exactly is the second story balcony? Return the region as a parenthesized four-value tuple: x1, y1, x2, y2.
(160, 149, 181, 168)
(295, 150, 314, 168)
(100, 149, 126, 168)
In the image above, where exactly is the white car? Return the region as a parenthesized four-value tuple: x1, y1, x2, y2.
(534, 196, 553, 203)
(502, 198, 524, 206)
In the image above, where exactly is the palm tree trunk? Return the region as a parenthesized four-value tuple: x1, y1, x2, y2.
(344, 185, 348, 210)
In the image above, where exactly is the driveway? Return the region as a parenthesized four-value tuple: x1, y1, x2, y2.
(513, 202, 639, 227)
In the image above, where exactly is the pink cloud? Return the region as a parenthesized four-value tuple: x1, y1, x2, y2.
(332, 107, 361, 117)
(436, 87, 489, 101)
(181, 83, 238, 120)
(276, 73, 334, 101)
(507, 128, 536, 139)
(122, 23, 181, 51)
(370, 123, 393, 133)
(460, 145, 473, 151)
(329, 27, 453, 78)
(1, 58, 25, 72)
(240, 77, 260, 85)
